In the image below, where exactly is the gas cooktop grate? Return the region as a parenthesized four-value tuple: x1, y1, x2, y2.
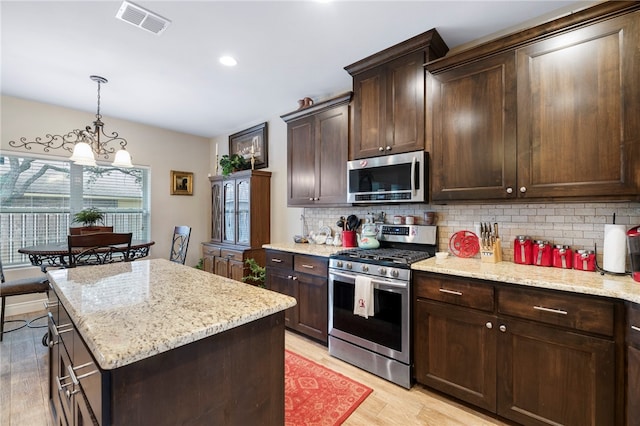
(332, 248, 431, 265)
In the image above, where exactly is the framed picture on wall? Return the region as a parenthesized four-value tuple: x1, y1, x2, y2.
(229, 122, 268, 169)
(170, 170, 193, 195)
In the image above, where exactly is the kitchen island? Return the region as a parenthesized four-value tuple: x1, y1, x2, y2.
(46, 258, 296, 425)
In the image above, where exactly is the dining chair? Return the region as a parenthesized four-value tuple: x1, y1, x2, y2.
(67, 232, 133, 267)
(0, 257, 49, 342)
(169, 226, 191, 264)
(70, 226, 114, 235)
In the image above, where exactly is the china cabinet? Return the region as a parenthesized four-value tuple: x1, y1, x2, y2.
(346, 29, 447, 159)
(281, 92, 351, 207)
(202, 170, 271, 281)
(427, 2, 640, 202)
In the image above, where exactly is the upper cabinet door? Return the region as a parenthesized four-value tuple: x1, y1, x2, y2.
(315, 104, 349, 205)
(351, 52, 426, 159)
(222, 181, 236, 244)
(287, 116, 316, 205)
(429, 52, 517, 201)
(516, 12, 640, 199)
(210, 180, 222, 243)
(236, 178, 250, 245)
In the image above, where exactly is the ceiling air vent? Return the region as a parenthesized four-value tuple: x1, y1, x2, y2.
(115, 1, 171, 36)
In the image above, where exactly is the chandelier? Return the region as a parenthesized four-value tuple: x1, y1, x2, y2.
(9, 75, 133, 168)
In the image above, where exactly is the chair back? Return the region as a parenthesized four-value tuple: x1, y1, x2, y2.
(169, 226, 191, 264)
(68, 232, 132, 267)
(70, 226, 114, 235)
(0, 257, 5, 283)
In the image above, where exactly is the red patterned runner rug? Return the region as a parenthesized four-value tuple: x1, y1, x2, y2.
(285, 349, 373, 425)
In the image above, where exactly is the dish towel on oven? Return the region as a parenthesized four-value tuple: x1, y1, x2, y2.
(353, 275, 374, 318)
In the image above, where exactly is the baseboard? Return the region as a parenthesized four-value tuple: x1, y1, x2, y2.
(3, 298, 47, 317)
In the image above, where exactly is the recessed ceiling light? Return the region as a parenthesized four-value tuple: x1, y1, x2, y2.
(219, 56, 237, 67)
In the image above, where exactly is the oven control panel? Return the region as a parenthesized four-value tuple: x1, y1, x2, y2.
(379, 225, 436, 245)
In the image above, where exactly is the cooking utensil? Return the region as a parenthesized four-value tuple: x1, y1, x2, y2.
(346, 214, 359, 231)
(336, 217, 345, 230)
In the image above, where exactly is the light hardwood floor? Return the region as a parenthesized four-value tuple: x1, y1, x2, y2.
(1, 311, 509, 425)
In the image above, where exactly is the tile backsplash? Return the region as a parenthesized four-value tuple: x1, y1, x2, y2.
(301, 201, 640, 263)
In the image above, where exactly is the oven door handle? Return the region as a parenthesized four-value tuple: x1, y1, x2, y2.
(330, 271, 407, 289)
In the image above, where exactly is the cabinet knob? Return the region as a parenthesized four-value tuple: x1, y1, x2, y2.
(520, 186, 527, 193)
(385, 146, 391, 151)
(309, 198, 314, 201)
(292, 276, 298, 281)
(485, 322, 493, 329)
(499, 325, 507, 332)
(378, 147, 384, 152)
(506, 187, 513, 194)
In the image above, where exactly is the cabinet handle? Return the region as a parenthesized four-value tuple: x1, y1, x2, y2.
(506, 187, 513, 194)
(69, 362, 98, 384)
(301, 264, 315, 269)
(292, 276, 298, 281)
(270, 258, 283, 263)
(378, 147, 384, 152)
(499, 325, 507, 332)
(385, 146, 391, 151)
(520, 186, 527, 193)
(43, 300, 59, 309)
(632, 325, 640, 333)
(438, 288, 462, 296)
(309, 198, 314, 201)
(486, 322, 493, 329)
(533, 306, 567, 315)
(48, 312, 73, 336)
(287, 275, 298, 280)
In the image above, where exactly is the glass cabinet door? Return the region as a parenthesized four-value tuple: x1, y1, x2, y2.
(223, 181, 235, 243)
(211, 180, 222, 242)
(236, 179, 250, 245)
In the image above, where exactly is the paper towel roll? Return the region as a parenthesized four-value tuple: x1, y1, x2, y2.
(603, 224, 627, 273)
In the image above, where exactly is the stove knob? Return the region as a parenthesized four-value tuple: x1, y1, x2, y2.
(390, 269, 399, 278)
(346, 263, 352, 270)
(378, 267, 387, 275)
(336, 261, 343, 268)
(362, 265, 369, 272)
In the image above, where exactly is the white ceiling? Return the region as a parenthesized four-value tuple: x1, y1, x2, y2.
(1, 0, 592, 138)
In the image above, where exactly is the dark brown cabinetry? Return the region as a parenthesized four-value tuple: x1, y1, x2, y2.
(202, 170, 271, 281)
(427, 2, 640, 202)
(265, 249, 328, 343)
(628, 302, 640, 424)
(47, 289, 286, 425)
(346, 29, 448, 159)
(281, 93, 351, 207)
(414, 272, 621, 426)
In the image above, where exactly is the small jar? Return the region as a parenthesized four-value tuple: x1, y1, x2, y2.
(552, 245, 573, 269)
(513, 235, 533, 265)
(573, 250, 596, 272)
(532, 240, 552, 267)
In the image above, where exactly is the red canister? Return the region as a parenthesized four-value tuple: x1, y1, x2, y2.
(514, 235, 533, 265)
(552, 245, 573, 269)
(573, 250, 596, 272)
(532, 240, 552, 266)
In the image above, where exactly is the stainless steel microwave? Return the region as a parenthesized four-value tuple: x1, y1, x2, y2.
(347, 151, 427, 204)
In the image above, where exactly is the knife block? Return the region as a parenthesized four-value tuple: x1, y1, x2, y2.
(481, 238, 502, 263)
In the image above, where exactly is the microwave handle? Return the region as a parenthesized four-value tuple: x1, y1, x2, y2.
(411, 156, 416, 195)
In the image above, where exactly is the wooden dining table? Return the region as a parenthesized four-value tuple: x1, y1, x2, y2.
(18, 240, 155, 269)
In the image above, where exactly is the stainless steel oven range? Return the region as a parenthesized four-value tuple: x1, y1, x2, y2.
(328, 224, 436, 388)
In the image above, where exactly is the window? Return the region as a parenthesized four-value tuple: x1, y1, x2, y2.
(0, 154, 150, 267)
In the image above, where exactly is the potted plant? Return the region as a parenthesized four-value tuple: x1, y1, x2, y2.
(219, 154, 249, 176)
(242, 258, 265, 288)
(73, 207, 105, 228)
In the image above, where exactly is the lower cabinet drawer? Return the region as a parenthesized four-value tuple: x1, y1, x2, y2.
(220, 249, 243, 262)
(202, 244, 220, 257)
(414, 273, 494, 312)
(294, 255, 327, 278)
(265, 250, 293, 270)
(498, 286, 615, 336)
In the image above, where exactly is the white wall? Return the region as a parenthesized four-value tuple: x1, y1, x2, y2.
(2, 96, 210, 297)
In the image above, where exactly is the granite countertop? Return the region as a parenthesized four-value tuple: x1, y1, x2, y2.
(263, 242, 343, 257)
(47, 258, 297, 370)
(413, 256, 640, 304)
